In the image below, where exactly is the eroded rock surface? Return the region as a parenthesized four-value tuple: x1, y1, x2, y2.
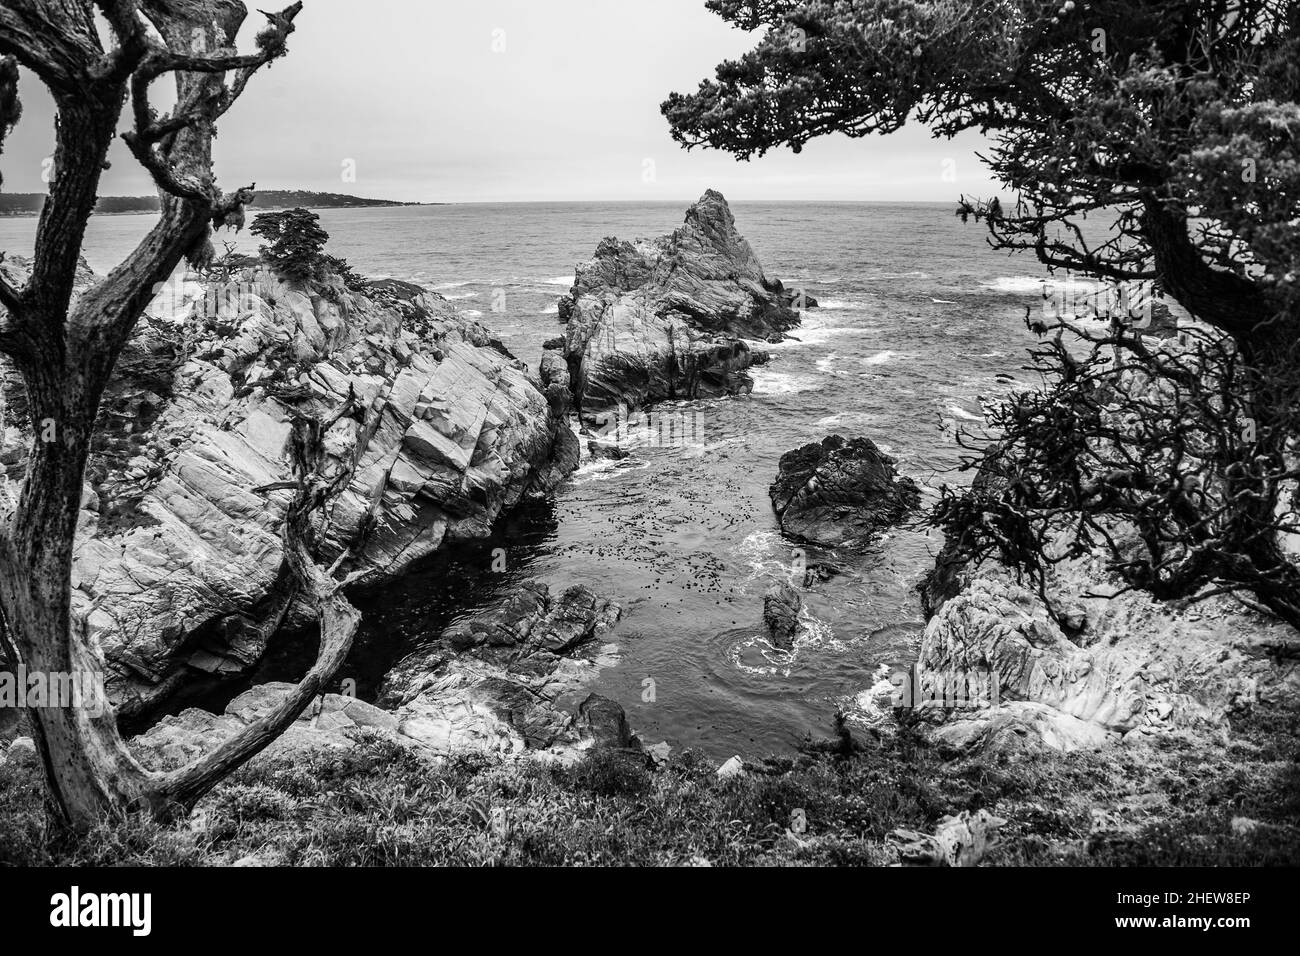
(0, 259, 578, 714)
(914, 551, 1300, 753)
(132, 682, 397, 770)
(763, 582, 803, 649)
(559, 189, 812, 425)
(134, 581, 625, 766)
(376, 581, 623, 754)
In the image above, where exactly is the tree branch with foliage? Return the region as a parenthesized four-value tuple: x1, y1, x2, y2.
(665, 0, 1300, 622)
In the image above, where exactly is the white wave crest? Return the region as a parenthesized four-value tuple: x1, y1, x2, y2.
(944, 403, 983, 422)
(980, 276, 1049, 293)
(751, 371, 821, 395)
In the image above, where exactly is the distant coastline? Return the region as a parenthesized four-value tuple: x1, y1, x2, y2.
(0, 189, 440, 217)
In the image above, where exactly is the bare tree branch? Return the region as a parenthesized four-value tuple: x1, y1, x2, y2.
(120, 2, 301, 207)
(154, 406, 362, 814)
(90, 0, 154, 82)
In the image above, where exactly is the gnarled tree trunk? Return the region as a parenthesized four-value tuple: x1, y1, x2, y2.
(0, 0, 360, 833)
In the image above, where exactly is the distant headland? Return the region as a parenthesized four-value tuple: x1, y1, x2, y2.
(0, 190, 437, 217)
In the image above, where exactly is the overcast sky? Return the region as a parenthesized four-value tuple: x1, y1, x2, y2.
(3, 0, 998, 203)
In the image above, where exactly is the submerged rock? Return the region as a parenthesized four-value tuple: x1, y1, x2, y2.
(0, 258, 578, 716)
(559, 189, 812, 426)
(770, 435, 921, 547)
(763, 581, 803, 649)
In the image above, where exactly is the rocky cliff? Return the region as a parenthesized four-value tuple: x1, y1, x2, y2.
(558, 189, 812, 425)
(912, 536, 1299, 754)
(0, 259, 579, 716)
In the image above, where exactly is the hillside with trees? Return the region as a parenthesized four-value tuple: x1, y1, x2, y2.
(0, 189, 426, 217)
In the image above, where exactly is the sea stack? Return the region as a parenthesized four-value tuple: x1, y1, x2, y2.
(556, 189, 814, 426)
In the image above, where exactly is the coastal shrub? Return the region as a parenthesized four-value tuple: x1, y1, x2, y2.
(3, 710, 1298, 867)
(930, 318, 1300, 627)
(247, 207, 370, 301)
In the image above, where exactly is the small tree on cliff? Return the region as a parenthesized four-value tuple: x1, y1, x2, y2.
(251, 206, 366, 291)
(0, 1, 362, 831)
(664, 0, 1300, 625)
(251, 206, 330, 281)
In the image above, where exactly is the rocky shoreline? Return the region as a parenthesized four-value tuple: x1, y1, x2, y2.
(3, 192, 1297, 867)
(1, 255, 579, 724)
(4, 190, 827, 767)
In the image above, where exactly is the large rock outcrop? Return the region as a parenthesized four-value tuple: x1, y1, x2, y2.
(913, 549, 1300, 753)
(0, 259, 579, 715)
(376, 581, 622, 753)
(909, 338, 1299, 753)
(133, 581, 624, 765)
(770, 435, 921, 548)
(558, 189, 811, 425)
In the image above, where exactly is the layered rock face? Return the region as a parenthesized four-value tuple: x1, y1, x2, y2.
(770, 435, 921, 547)
(558, 189, 811, 425)
(134, 581, 623, 765)
(1, 260, 579, 714)
(377, 582, 623, 756)
(914, 548, 1299, 753)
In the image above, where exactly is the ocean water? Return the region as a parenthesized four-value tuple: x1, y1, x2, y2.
(0, 202, 1050, 758)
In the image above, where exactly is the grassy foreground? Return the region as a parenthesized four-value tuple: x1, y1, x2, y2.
(2, 704, 1298, 867)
